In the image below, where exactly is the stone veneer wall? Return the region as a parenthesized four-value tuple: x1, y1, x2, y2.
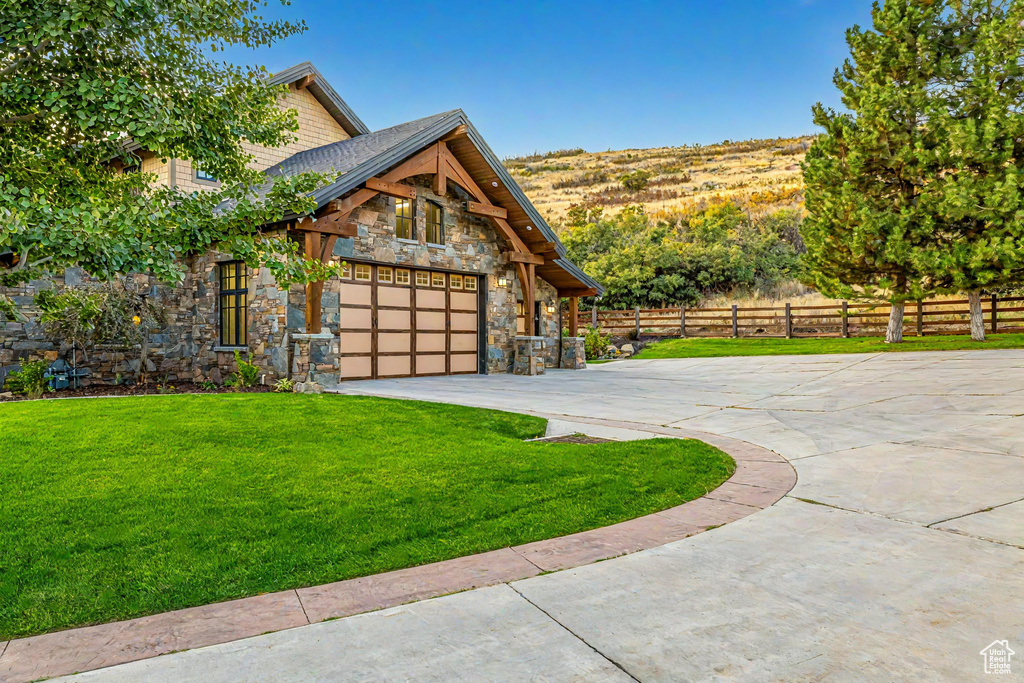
(0, 176, 567, 382)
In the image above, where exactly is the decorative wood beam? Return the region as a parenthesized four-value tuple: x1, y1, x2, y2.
(305, 232, 323, 333)
(466, 201, 507, 219)
(513, 261, 536, 337)
(296, 211, 358, 237)
(556, 287, 598, 298)
(505, 251, 544, 265)
(530, 242, 560, 258)
(365, 177, 416, 200)
(295, 73, 315, 89)
(433, 142, 447, 196)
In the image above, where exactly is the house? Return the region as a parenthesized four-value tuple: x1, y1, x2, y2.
(980, 640, 1015, 675)
(0, 63, 601, 385)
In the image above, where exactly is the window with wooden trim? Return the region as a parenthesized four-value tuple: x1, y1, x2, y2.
(415, 271, 430, 287)
(450, 274, 463, 290)
(431, 272, 445, 288)
(395, 198, 413, 240)
(219, 261, 248, 347)
(426, 201, 444, 245)
(464, 276, 477, 292)
(378, 266, 393, 283)
(341, 262, 352, 279)
(355, 264, 372, 281)
(196, 169, 217, 182)
(396, 269, 411, 285)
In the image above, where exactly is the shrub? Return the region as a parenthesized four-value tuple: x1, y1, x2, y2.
(273, 378, 295, 393)
(583, 326, 609, 360)
(620, 170, 654, 193)
(34, 287, 104, 350)
(5, 360, 50, 399)
(226, 350, 260, 390)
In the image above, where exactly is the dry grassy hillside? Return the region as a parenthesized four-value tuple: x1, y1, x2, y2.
(503, 136, 814, 225)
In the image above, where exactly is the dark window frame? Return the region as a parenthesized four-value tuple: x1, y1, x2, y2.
(195, 168, 217, 183)
(395, 197, 414, 240)
(426, 200, 444, 245)
(219, 261, 248, 347)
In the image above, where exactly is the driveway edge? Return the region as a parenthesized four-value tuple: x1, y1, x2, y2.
(0, 422, 794, 683)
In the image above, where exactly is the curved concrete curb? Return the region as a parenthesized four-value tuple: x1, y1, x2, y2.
(0, 421, 794, 683)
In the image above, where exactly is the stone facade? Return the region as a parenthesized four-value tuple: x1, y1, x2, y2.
(560, 337, 586, 370)
(513, 336, 546, 376)
(0, 176, 568, 384)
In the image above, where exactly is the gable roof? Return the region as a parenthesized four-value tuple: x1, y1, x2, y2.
(269, 62, 369, 138)
(266, 110, 603, 295)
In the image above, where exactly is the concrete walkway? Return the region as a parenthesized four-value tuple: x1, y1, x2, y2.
(61, 351, 1024, 681)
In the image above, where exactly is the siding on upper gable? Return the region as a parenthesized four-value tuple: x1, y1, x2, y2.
(146, 84, 351, 193)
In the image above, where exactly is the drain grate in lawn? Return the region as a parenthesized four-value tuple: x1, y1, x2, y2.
(0, 393, 734, 639)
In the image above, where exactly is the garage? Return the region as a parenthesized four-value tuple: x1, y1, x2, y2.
(338, 262, 481, 380)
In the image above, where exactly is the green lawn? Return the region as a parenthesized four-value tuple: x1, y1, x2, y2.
(634, 333, 1024, 359)
(0, 394, 733, 639)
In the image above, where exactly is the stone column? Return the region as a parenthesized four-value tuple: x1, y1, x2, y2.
(513, 336, 546, 376)
(560, 337, 586, 370)
(290, 332, 338, 393)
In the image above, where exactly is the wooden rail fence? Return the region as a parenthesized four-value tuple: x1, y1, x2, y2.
(578, 295, 1024, 339)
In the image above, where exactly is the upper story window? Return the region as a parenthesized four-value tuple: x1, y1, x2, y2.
(426, 201, 444, 245)
(395, 198, 413, 240)
(195, 169, 217, 182)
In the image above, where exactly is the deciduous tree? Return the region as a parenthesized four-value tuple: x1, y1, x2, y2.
(0, 0, 338, 319)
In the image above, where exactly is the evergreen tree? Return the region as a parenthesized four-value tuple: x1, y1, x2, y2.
(802, 0, 951, 342)
(917, 0, 1024, 341)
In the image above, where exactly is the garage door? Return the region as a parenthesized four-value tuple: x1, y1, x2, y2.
(338, 263, 480, 380)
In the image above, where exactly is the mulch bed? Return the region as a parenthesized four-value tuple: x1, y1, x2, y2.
(0, 382, 273, 403)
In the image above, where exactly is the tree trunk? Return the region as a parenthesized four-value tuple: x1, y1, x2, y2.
(967, 289, 985, 342)
(886, 301, 905, 343)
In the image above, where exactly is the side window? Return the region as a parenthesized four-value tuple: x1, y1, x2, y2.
(396, 198, 414, 240)
(196, 169, 217, 182)
(426, 201, 444, 245)
(219, 261, 248, 347)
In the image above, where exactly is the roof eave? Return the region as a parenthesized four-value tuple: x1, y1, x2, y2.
(269, 62, 370, 137)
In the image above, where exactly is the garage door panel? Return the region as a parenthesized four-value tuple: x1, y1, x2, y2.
(341, 283, 371, 306)
(416, 354, 446, 375)
(378, 287, 410, 308)
(416, 332, 446, 352)
(451, 292, 477, 311)
(451, 332, 477, 352)
(378, 355, 411, 377)
(378, 332, 411, 353)
(451, 353, 477, 373)
(342, 308, 372, 330)
(340, 356, 372, 379)
(451, 312, 476, 331)
(416, 310, 446, 330)
(417, 289, 446, 309)
(340, 332, 371, 354)
(379, 309, 410, 330)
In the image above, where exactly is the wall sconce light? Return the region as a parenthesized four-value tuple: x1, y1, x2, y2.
(546, 302, 556, 314)
(497, 276, 508, 287)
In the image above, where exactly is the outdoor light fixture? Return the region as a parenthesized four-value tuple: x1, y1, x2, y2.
(491, 181, 499, 187)
(497, 276, 508, 287)
(546, 303, 556, 314)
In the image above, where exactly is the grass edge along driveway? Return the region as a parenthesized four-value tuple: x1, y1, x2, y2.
(0, 393, 734, 640)
(634, 332, 1024, 359)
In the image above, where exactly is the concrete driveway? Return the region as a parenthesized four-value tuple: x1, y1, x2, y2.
(66, 351, 1024, 681)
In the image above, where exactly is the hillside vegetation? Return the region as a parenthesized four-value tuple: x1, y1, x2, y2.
(504, 138, 814, 308)
(503, 136, 813, 224)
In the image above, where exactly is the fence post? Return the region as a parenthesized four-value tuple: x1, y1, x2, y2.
(991, 294, 998, 334)
(841, 301, 849, 338)
(635, 306, 641, 338)
(680, 306, 686, 338)
(785, 303, 792, 339)
(731, 305, 738, 338)
(591, 306, 598, 330)
(916, 300, 924, 337)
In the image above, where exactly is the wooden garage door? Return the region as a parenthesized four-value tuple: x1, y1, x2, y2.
(339, 263, 479, 380)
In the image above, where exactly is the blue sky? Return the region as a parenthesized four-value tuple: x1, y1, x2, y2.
(222, 1, 873, 157)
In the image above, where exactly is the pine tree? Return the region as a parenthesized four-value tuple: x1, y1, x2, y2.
(802, 0, 951, 342)
(916, 0, 1024, 341)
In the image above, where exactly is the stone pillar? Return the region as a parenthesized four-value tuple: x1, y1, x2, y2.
(513, 336, 546, 376)
(291, 332, 338, 392)
(560, 337, 586, 370)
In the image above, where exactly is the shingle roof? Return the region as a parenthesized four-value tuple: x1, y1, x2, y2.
(263, 110, 461, 181)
